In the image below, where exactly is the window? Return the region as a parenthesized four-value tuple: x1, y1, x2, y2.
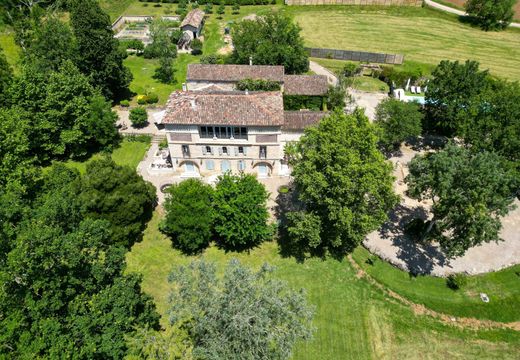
(182, 145, 190, 157)
(221, 160, 231, 172)
(206, 160, 215, 170)
(222, 146, 228, 155)
(259, 146, 267, 159)
(205, 145, 212, 154)
(238, 160, 246, 171)
(238, 146, 244, 154)
(199, 126, 248, 140)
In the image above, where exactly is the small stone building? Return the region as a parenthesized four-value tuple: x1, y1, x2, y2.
(180, 9, 205, 39)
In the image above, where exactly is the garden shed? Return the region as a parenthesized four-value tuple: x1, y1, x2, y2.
(181, 9, 205, 39)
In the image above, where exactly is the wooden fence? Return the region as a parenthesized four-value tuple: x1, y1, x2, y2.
(306, 47, 404, 65)
(286, 0, 421, 5)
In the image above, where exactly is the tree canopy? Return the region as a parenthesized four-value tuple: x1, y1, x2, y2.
(285, 110, 399, 259)
(425, 60, 489, 136)
(465, 0, 516, 31)
(0, 165, 160, 358)
(0, 48, 12, 106)
(163, 259, 314, 359)
(375, 98, 423, 152)
(231, 12, 309, 74)
(80, 158, 157, 248)
(213, 172, 272, 251)
(406, 143, 517, 258)
(70, 0, 132, 100)
(161, 179, 214, 254)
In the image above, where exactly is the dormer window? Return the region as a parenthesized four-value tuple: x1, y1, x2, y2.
(222, 146, 228, 155)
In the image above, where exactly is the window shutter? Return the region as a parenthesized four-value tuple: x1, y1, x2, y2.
(243, 146, 247, 156)
(218, 147, 222, 155)
(202, 146, 207, 155)
(234, 146, 238, 156)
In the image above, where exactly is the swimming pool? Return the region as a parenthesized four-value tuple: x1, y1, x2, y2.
(404, 96, 426, 105)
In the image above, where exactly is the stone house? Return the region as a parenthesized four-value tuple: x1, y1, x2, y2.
(155, 64, 330, 178)
(180, 9, 205, 40)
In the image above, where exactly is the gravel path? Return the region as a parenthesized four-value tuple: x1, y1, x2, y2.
(364, 145, 520, 276)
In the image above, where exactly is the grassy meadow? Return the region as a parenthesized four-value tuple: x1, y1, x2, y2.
(287, 6, 520, 80)
(126, 211, 520, 360)
(0, 30, 20, 72)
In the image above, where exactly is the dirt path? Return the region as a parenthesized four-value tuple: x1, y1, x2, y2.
(348, 255, 520, 331)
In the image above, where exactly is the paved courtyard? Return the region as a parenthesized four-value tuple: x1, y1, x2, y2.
(364, 144, 520, 276)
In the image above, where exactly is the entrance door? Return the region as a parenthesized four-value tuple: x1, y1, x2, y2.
(258, 163, 268, 177)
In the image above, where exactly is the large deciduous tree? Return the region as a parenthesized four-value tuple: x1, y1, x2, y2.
(375, 98, 423, 152)
(161, 259, 314, 359)
(7, 61, 119, 162)
(405, 143, 517, 258)
(465, 0, 516, 31)
(0, 48, 12, 106)
(161, 179, 214, 254)
(231, 12, 309, 74)
(213, 172, 272, 251)
(287, 110, 399, 259)
(70, 0, 132, 100)
(80, 158, 157, 248)
(424, 60, 489, 136)
(23, 16, 75, 71)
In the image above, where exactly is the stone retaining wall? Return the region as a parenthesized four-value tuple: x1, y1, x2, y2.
(306, 47, 404, 65)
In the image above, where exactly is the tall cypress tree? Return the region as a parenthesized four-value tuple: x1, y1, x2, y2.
(70, 0, 131, 100)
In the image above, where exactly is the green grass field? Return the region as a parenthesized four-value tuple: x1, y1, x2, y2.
(352, 247, 520, 323)
(0, 30, 20, 72)
(126, 211, 520, 360)
(288, 6, 520, 80)
(55, 137, 151, 174)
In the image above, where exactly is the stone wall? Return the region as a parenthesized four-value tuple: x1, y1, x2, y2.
(306, 47, 404, 65)
(286, 0, 421, 5)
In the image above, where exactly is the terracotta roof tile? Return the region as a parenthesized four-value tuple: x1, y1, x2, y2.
(283, 111, 329, 130)
(283, 75, 329, 96)
(163, 91, 284, 126)
(187, 64, 285, 82)
(181, 9, 205, 28)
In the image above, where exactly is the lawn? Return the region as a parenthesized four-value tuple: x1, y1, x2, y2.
(352, 247, 520, 323)
(126, 211, 520, 359)
(58, 136, 151, 174)
(288, 6, 520, 81)
(0, 30, 20, 72)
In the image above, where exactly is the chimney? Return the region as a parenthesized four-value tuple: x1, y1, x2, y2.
(182, 83, 187, 91)
(190, 99, 196, 109)
(249, 56, 253, 66)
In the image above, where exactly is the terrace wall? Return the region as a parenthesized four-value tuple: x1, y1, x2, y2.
(306, 47, 404, 65)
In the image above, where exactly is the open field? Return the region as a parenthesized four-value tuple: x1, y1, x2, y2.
(126, 210, 520, 360)
(288, 6, 520, 80)
(55, 137, 151, 174)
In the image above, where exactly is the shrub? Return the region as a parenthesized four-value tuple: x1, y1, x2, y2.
(278, 185, 289, 194)
(129, 107, 148, 128)
(170, 29, 183, 44)
(446, 274, 468, 290)
(137, 95, 148, 105)
(343, 62, 362, 77)
(200, 54, 220, 64)
(158, 138, 168, 149)
(146, 93, 159, 104)
(120, 99, 130, 107)
(191, 38, 203, 55)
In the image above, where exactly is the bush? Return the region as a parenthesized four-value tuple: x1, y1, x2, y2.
(200, 54, 220, 64)
(146, 93, 159, 104)
(137, 95, 148, 105)
(120, 100, 130, 107)
(160, 179, 215, 254)
(191, 38, 203, 55)
(283, 95, 324, 111)
(170, 29, 183, 44)
(343, 62, 362, 77)
(446, 274, 468, 290)
(129, 107, 148, 128)
(158, 138, 168, 149)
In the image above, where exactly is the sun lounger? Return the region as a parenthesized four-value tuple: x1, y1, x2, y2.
(416, 86, 421, 94)
(410, 86, 416, 94)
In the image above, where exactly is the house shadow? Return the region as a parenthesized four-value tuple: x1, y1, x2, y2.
(407, 135, 448, 152)
(379, 203, 449, 275)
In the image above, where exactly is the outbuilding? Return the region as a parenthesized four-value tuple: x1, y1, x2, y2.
(180, 9, 205, 39)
